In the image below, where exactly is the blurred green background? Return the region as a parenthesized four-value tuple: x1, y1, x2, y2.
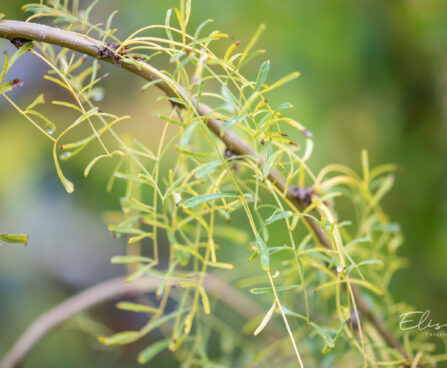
(0, 0, 446, 366)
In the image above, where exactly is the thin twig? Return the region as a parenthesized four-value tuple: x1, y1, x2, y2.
(0, 19, 407, 362)
(1, 275, 279, 368)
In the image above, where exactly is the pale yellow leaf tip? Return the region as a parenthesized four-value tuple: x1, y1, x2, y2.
(63, 180, 75, 193)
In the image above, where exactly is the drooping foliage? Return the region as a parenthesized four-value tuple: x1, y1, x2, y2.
(1, 1, 443, 366)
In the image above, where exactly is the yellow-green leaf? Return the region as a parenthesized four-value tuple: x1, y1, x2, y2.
(253, 301, 275, 336)
(0, 233, 29, 246)
(98, 331, 140, 346)
(137, 339, 171, 364)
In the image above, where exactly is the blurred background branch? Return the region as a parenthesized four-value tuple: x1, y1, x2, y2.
(2, 274, 277, 368)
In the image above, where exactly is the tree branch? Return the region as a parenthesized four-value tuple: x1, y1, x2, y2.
(1, 275, 278, 368)
(0, 20, 408, 363)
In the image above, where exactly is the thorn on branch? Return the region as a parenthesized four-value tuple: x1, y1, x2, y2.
(10, 38, 32, 49)
(289, 185, 314, 207)
(98, 42, 128, 66)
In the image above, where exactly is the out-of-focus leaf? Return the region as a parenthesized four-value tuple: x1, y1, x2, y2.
(239, 23, 266, 66)
(0, 233, 29, 246)
(84, 150, 124, 177)
(116, 302, 158, 314)
(346, 259, 383, 275)
(255, 236, 270, 271)
(255, 60, 270, 91)
(263, 72, 300, 93)
(253, 300, 275, 336)
(222, 114, 247, 133)
(178, 121, 199, 148)
(26, 94, 45, 111)
(182, 193, 238, 208)
(137, 338, 171, 364)
(98, 331, 140, 345)
(250, 285, 298, 295)
(196, 160, 221, 178)
(7, 42, 33, 72)
(111, 256, 153, 264)
(262, 150, 282, 179)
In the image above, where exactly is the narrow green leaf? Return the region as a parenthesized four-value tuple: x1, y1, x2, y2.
(282, 307, 336, 351)
(159, 114, 187, 127)
(199, 287, 211, 314)
(346, 259, 384, 275)
(137, 339, 171, 364)
(170, 51, 186, 63)
(255, 60, 270, 91)
(265, 210, 293, 225)
(126, 263, 155, 283)
(239, 23, 266, 66)
(98, 331, 140, 346)
(253, 301, 275, 336)
(176, 146, 216, 158)
(51, 100, 83, 112)
(371, 222, 401, 233)
(26, 110, 56, 135)
(25, 94, 45, 111)
(263, 71, 300, 93)
(222, 114, 247, 133)
(268, 246, 294, 255)
(178, 121, 199, 148)
(305, 251, 334, 264)
(0, 233, 29, 246)
(262, 150, 282, 179)
(196, 160, 221, 178)
(344, 237, 371, 248)
(140, 309, 189, 336)
(182, 193, 238, 208)
(44, 75, 72, 92)
(250, 285, 298, 295)
(221, 85, 236, 113)
(84, 150, 124, 177)
(7, 42, 33, 73)
(103, 10, 118, 42)
(0, 52, 10, 83)
(53, 145, 74, 193)
(84, 0, 100, 19)
(141, 78, 163, 92)
(53, 16, 79, 24)
(116, 302, 158, 314)
(111, 256, 153, 264)
(255, 236, 270, 271)
(277, 102, 293, 110)
(164, 8, 174, 42)
(156, 260, 178, 297)
(192, 18, 214, 47)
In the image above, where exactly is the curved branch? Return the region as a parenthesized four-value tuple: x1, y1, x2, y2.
(0, 19, 407, 362)
(1, 275, 279, 368)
